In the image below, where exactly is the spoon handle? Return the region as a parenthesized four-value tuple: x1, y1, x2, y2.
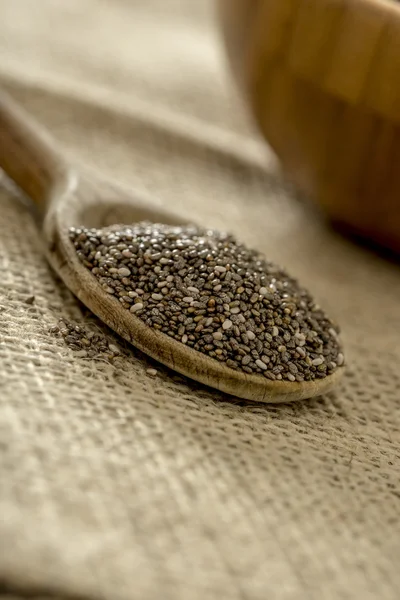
(0, 89, 67, 211)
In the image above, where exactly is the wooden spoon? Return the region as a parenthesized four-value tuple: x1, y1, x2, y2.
(0, 90, 343, 403)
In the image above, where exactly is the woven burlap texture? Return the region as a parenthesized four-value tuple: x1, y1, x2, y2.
(1, 1, 400, 599)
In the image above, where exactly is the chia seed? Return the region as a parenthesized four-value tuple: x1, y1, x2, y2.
(69, 223, 344, 382)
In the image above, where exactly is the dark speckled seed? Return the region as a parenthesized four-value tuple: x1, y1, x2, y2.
(70, 223, 343, 382)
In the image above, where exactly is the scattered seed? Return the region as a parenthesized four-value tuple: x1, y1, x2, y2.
(108, 344, 120, 354)
(51, 319, 125, 362)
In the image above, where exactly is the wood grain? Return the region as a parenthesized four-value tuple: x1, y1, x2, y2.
(0, 89, 343, 403)
(217, 0, 400, 253)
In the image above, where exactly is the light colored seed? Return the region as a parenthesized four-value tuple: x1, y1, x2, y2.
(222, 319, 233, 330)
(286, 373, 296, 382)
(230, 307, 240, 314)
(108, 344, 120, 354)
(118, 267, 131, 277)
(135, 288, 144, 295)
(259, 287, 268, 296)
(157, 281, 168, 288)
(152, 293, 163, 301)
(213, 331, 223, 341)
(337, 353, 344, 366)
(128, 291, 138, 298)
(238, 314, 246, 323)
(130, 303, 143, 313)
(237, 287, 244, 294)
(312, 357, 324, 366)
(296, 346, 306, 357)
(242, 355, 251, 365)
(166, 275, 174, 282)
(205, 318, 213, 327)
(256, 359, 267, 370)
(214, 285, 222, 292)
(278, 345, 286, 353)
(246, 330, 255, 340)
(187, 286, 199, 294)
(261, 355, 270, 364)
(146, 368, 158, 377)
(215, 265, 226, 273)
(272, 326, 279, 337)
(122, 249, 133, 258)
(182, 297, 194, 303)
(103, 286, 114, 294)
(181, 334, 188, 344)
(329, 328, 338, 338)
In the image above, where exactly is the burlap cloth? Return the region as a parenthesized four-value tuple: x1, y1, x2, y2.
(1, 1, 400, 599)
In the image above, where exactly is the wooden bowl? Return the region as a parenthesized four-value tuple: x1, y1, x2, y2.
(217, 0, 400, 253)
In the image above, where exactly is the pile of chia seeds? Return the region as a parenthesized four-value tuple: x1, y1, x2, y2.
(50, 319, 122, 359)
(69, 223, 344, 383)
(50, 318, 159, 377)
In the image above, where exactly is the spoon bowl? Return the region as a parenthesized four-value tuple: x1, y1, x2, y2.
(0, 90, 343, 403)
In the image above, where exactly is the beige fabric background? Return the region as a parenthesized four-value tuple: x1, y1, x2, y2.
(1, 1, 400, 599)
